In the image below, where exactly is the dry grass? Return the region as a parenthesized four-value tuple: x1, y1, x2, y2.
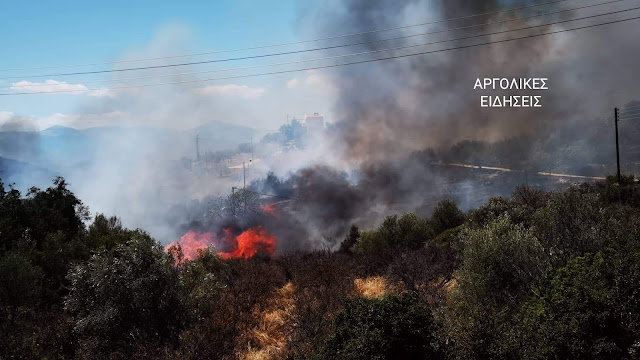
(443, 276, 457, 294)
(237, 282, 295, 360)
(353, 276, 388, 298)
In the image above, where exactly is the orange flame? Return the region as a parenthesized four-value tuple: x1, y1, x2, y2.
(219, 226, 276, 259)
(166, 227, 276, 261)
(260, 203, 277, 217)
(165, 230, 213, 261)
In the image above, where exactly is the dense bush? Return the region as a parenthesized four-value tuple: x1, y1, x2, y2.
(315, 294, 443, 360)
(520, 248, 640, 359)
(355, 213, 433, 252)
(2, 177, 640, 359)
(445, 215, 549, 359)
(65, 233, 186, 358)
(430, 199, 466, 235)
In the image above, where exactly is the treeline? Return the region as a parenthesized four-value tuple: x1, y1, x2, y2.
(1, 175, 640, 359)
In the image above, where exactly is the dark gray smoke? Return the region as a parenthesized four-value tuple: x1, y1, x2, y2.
(172, 0, 640, 250)
(229, 0, 640, 247)
(308, 0, 640, 162)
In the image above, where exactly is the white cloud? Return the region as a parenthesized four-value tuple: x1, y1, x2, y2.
(285, 71, 337, 95)
(10, 80, 114, 98)
(38, 111, 128, 130)
(0, 111, 14, 123)
(286, 78, 300, 89)
(193, 84, 266, 99)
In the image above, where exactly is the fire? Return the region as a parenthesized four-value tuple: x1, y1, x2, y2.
(219, 226, 276, 259)
(165, 230, 213, 261)
(260, 203, 277, 216)
(166, 227, 276, 261)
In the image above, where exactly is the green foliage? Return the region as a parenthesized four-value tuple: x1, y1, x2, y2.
(64, 233, 186, 358)
(85, 214, 128, 250)
(457, 215, 547, 305)
(355, 228, 388, 253)
(355, 213, 432, 253)
(531, 187, 607, 265)
(447, 215, 548, 359)
(433, 226, 463, 252)
(430, 199, 465, 235)
(315, 294, 443, 360)
(599, 175, 640, 206)
(466, 196, 511, 228)
(0, 177, 87, 252)
(3, 174, 640, 359)
(521, 249, 640, 359)
(178, 247, 226, 321)
(0, 251, 44, 320)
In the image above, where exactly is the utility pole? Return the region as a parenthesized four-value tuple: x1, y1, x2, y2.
(615, 107, 621, 183)
(249, 136, 253, 183)
(243, 162, 246, 211)
(231, 186, 236, 216)
(196, 134, 200, 163)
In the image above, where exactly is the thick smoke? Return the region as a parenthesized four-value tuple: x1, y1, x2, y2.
(3, 1, 640, 251)
(239, 0, 640, 248)
(87, 0, 640, 248)
(310, 0, 640, 162)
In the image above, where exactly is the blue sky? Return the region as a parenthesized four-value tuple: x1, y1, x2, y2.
(0, 0, 334, 130)
(0, 1, 300, 67)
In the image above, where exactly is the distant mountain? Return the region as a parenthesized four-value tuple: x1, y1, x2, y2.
(41, 125, 81, 137)
(0, 156, 57, 190)
(0, 121, 261, 185)
(0, 130, 41, 164)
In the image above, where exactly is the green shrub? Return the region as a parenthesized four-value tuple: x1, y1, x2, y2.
(430, 199, 465, 235)
(65, 233, 186, 358)
(315, 294, 443, 360)
(354, 213, 432, 253)
(447, 215, 548, 359)
(521, 249, 640, 359)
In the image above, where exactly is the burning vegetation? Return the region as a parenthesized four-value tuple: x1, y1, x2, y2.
(166, 226, 277, 261)
(3, 175, 640, 359)
(3, 0, 640, 358)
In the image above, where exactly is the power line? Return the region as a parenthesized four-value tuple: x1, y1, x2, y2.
(8, 0, 628, 89)
(2, 14, 640, 96)
(3, 1, 631, 81)
(0, 0, 575, 73)
(620, 111, 640, 116)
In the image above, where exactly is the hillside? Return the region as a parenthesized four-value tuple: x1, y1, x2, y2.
(0, 121, 260, 187)
(1, 175, 639, 359)
(0, 156, 57, 189)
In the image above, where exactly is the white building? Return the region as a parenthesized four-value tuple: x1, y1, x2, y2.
(304, 113, 324, 135)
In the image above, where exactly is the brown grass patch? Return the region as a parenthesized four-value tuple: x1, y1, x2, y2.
(354, 276, 388, 298)
(237, 282, 295, 360)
